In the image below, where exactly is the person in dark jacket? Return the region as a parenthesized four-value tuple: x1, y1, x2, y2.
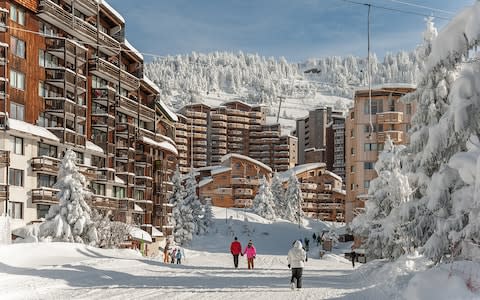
(351, 250, 356, 268)
(230, 237, 242, 268)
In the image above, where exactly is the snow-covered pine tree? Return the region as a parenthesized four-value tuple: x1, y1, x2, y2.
(271, 172, 286, 218)
(284, 173, 304, 225)
(169, 168, 185, 231)
(252, 176, 277, 220)
(39, 149, 98, 245)
(400, 4, 480, 262)
(91, 209, 129, 248)
(352, 136, 412, 259)
(202, 198, 214, 233)
(183, 172, 205, 235)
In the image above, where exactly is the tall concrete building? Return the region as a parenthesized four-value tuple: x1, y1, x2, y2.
(345, 84, 415, 223)
(0, 0, 179, 246)
(295, 107, 345, 179)
(175, 100, 297, 173)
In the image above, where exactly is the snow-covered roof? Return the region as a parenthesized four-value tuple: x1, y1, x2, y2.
(221, 100, 252, 108)
(99, 0, 125, 23)
(0, 42, 8, 48)
(142, 75, 160, 94)
(134, 204, 143, 212)
(156, 100, 179, 122)
(354, 83, 416, 93)
(8, 118, 59, 142)
(140, 136, 178, 155)
(278, 162, 326, 183)
(124, 39, 143, 60)
(86, 141, 104, 154)
(114, 176, 125, 185)
(211, 166, 231, 176)
(151, 226, 164, 238)
(324, 170, 342, 182)
(221, 153, 272, 173)
(129, 227, 152, 243)
(199, 177, 213, 188)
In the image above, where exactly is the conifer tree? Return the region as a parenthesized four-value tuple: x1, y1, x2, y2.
(252, 176, 277, 220)
(285, 173, 304, 225)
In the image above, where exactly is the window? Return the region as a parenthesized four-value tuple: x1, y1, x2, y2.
(350, 165, 355, 173)
(388, 97, 395, 112)
(378, 143, 384, 151)
(10, 102, 25, 121)
(39, 21, 57, 36)
(74, 151, 84, 164)
(406, 103, 412, 115)
(350, 129, 354, 137)
(364, 124, 383, 133)
(92, 183, 106, 196)
(37, 113, 47, 128)
(12, 136, 23, 155)
(10, 4, 25, 26)
(92, 156, 105, 168)
(38, 81, 46, 97)
(114, 186, 125, 198)
(364, 162, 374, 170)
(364, 180, 370, 189)
(39, 49, 58, 68)
(10, 69, 25, 90)
(8, 202, 23, 219)
(38, 49, 45, 67)
(37, 204, 50, 219)
(9, 168, 23, 186)
(350, 183, 355, 191)
(10, 36, 25, 58)
(37, 174, 56, 188)
(350, 148, 355, 155)
(364, 99, 383, 114)
(364, 143, 377, 151)
(135, 190, 144, 200)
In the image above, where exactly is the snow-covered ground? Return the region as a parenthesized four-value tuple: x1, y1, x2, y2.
(0, 207, 477, 299)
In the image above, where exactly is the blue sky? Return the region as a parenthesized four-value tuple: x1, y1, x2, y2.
(107, 0, 472, 62)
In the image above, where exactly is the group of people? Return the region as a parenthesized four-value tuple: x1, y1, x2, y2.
(163, 241, 184, 264)
(229, 237, 308, 290)
(230, 237, 257, 269)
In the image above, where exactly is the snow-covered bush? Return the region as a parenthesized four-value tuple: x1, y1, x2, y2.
(202, 199, 214, 233)
(91, 209, 129, 249)
(39, 150, 98, 245)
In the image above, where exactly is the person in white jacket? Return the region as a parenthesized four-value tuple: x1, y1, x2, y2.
(287, 240, 307, 290)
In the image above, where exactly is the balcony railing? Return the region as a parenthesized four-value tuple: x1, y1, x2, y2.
(45, 67, 87, 92)
(0, 184, 8, 201)
(92, 87, 116, 102)
(234, 199, 253, 208)
(32, 187, 59, 204)
(89, 57, 140, 91)
(0, 150, 9, 165)
(63, 0, 97, 16)
(45, 37, 87, 63)
(377, 131, 404, 143)
(377, 111, 404, 124)
(231, 178, 259, 185)
(38, 0, 119, 55)
(116, 122, 136, 136)
(135, 153, 153, 165)
(89, 195, 119, 210)
(91, 115, 115, 128)
(234, 188, 253, 196)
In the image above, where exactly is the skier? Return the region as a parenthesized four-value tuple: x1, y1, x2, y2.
(243, 240, 257, 269)
(288, 240, 307, 290)
(230, 237, 242, 269)
(176, 247, 184, 264)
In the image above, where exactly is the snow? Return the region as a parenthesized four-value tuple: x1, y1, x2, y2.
(142, 75, 160, 93)
(140, 136, 178, 156)
(156, 99, 179, 122)
(198, 177, 213, 187)
(99, 0, 125, 23)
(151, 226, 163, 238)
(8, 118, 59, 142)
(353, 83, 417, 93)
(221, 153, 272, 173)
(124, 39, 143, 60)
(114, 176, 125, 185)
(210, 166, 231, 175)
(0, 207, 478, 299)
(277, 162, 326, 183)
(129, 226, 152, 243)
(85, 141, 104, 154)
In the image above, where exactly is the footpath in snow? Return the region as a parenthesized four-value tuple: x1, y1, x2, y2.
(0, 207, 476, 299)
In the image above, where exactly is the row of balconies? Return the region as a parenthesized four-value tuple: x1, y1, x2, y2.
(211, 148, 227, 155)
(176, 144, 188, 151)
(211, 135, 227, 142)
(44, 98, 87, 120)
(302, 202, 344, 210)
(233, 199, 253, 208)
(249, 131, 280, 138)
(227, 123, 249, 130)
(211, 128, 227, 135)
(191, 118, 207, 126)
(176, 137, 188, 144)
(176, 130, 188, 138)
(227, 116, 250, 124)
(48, 128, 86, 147)
(176, 123, 188, 130)
(211, 141, 227, 148)
(184, 111, 207, 119)
(211, 121, 227, 128)
(231, 178, 260, 185)
(376, 111, 404, 124)
(38, 0, 120, 56)
(193, 140, 207, 146)
(210, 113, 228, 121)
(89, 58, 139, 91)
(193, 147, 207, 153)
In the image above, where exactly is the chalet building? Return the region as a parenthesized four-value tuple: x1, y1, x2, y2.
(345, 84, 415, 223)
(294, 107, 346, 180)
(175, 100, 297, 173)
(195, 153, 272, 208)
(278, 163, 346, 222)
(0, 0, 178, 244)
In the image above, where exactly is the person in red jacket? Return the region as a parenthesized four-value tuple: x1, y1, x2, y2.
(230, 237, 242, 268)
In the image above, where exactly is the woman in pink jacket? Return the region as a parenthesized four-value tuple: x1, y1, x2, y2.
(243, 240, 257, 269)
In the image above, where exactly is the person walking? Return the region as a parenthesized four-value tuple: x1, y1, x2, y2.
(287, 240, 307, 290)
(230, 237, 242, 269)
(163, 241, 171, 263)
(176, 247, 184, 264)
(171, 247, 177, 264)
(351, 250, 356, 268)
(243, 240, 257, 269)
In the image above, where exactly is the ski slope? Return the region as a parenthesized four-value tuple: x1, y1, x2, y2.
(0, 207, 476, 299)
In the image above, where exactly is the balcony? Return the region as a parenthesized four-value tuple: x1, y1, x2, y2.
(135, 153, 153, 165)
(228, 136, 242, 143)
(116, 148, 135, 161)
(377, 111, 404, 124)
(48, 128, 86, 147)
(95, 168, 115, 182)
(215, 188, 232, 195)
(176, 144, 188, 152)
(117, 95, 139, 115)
(176, 130, 187, 138)
(190, 132, 207, 139)
(193, 140, 207, 147)
(32, 187, 59, 205)
(212, 148, 227, 155)
(63, 0, 97, 16)
(301, 183, 318, 190)
(211, 135, 227, 142)
(176, 123, 187, 130)
(176, 137, 188, 144)
(45, 97, 86, 119)
(192, 118, 207, 126)
(184, 111, 207, 119)
(193, 154, 207, 160)
(377, 131, 404, 143)
(231, 178, 259, 185)
(135, 176, 153, 189)
(0, 184, 8, 201)
(211, 114, 227, 121)
(89, 195, 119, 210)
(227, 123, 248, 130)
(45, 37, 87, 65)
(234, 188, 253, 196)
(32, 156, 59, 174)
(229, 130, 243, 136)
(45, 67, 87, 94)
(0, 150, 9, 165)
(193, 147, 207, 154)
(89, 57, 140, 91)
(116, 122, 136, 136)
(227, 116, 249, 124)
(91, 114, 115, 130)
(211, 121, 227, 128)
(38, 0, 119, 56)
(92, 88, 116, 104)
(234, 199, 253, 208)
(211, 128, 227, 135)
